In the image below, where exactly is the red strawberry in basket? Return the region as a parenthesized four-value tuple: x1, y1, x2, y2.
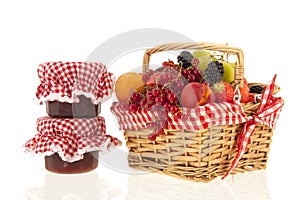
(239, 80, 250, 103)
(248, 93, 255, 103)
(211, 81, 234, 103)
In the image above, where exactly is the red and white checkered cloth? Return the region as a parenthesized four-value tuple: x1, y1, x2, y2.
(24, 116, 121, 162)
(111, 75, 284, 179)
(222, 75, 284, 179)
(36, 61, 115, 104)
(111, 101, 249, 131)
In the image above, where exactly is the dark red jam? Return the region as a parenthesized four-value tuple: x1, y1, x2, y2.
(46, 95, 101, 118)
(45, 151, 99, 174)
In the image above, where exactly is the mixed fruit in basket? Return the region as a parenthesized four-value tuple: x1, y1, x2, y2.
(114, 50, 264, 137)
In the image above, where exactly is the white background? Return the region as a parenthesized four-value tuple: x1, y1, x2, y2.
(1, 0, 299, 199)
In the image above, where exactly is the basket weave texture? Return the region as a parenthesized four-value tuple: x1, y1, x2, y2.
(112, 42, 283, 182)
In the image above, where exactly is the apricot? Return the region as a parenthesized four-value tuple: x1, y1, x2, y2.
(115, 72, 144, 102)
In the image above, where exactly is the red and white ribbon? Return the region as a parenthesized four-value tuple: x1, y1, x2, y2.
(221, 75, 284, 179)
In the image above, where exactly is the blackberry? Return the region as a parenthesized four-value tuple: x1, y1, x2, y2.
(203, 61, 224, 84)
(249, 85, 265, 93)
(177, 51, 193, 68)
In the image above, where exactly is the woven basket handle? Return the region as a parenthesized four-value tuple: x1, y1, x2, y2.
(142, 42, 245, 86)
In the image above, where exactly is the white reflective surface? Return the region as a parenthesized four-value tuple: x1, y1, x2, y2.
(1, 0, 299, 199)
(24, 171, 121, 200)
(126, 170, 271, 200)
(23, 166, 272, 200)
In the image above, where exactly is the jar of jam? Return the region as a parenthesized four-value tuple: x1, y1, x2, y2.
(24, 116, 121, 174)
(36, 61, 115, 117)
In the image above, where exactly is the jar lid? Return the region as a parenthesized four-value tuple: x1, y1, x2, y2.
(36, 61, 115, 104)
(24, 116, 121, 162)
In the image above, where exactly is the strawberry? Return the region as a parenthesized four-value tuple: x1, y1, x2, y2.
(211, 82, 234, 103)
(224, 82, 234, 102)
(248, 93, 255, 103)
(239, 84, 250, 103)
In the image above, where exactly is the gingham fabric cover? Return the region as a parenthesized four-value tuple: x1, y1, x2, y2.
(24, 116, 121, 162)
(111, 101, 250, 131)
(36, 61, 115, 104)
(222, 75, 284, 179)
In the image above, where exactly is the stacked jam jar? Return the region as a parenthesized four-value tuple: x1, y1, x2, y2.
(25, 61, 121, 174)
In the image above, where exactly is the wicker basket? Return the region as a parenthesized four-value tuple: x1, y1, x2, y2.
(116, 42, 282, 182)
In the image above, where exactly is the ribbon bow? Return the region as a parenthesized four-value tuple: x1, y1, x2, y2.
(222, 75, 284, 180)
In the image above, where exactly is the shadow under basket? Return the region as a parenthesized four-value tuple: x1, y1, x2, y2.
(46, 95, 101, 118)
(45, 151, 99, 174)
